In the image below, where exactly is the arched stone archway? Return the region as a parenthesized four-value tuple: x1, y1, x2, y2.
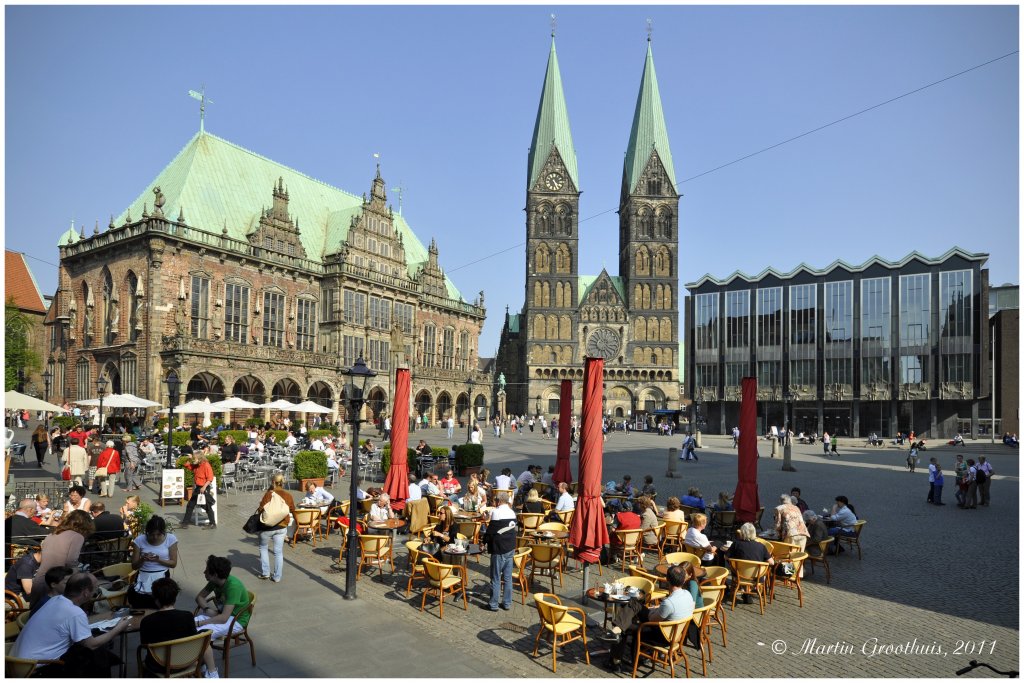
(366, 386, 388, 423)
(186, 372, 225, 402)
(456, 392, 470, 424)
(100, 362, 121, 395)
(271, 379, 302, 402)
(415, 390, 433, 422)
(306, 382, 333, 409)
(232, 376, 266, 404)
(436, 392, 453, 421)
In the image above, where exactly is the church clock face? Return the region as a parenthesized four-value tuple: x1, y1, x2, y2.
(586, 327, 620, 359)
(544, 172, 565, 191)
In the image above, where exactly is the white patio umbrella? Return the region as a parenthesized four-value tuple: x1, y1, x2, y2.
(120, 393, 162, 408)
(4, 390, 64, 413)
(77, 393, 156, 408)
(207, 396, 262, 412)
(156, 399, 217, 414)
(292, 400, 333, 414)
(202, 397, 213, 428)
(261, 399, 298, 410)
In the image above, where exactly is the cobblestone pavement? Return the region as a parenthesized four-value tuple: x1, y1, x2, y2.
(6, 424, 1018, 677)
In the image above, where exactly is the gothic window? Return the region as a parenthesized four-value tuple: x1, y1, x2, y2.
(422, 324, 437, 367)
(225, 283, 250, 344)
(102, 269, 115, 345)
(661, 318, 673, 342)
(646, 176, 662, 196)
(559, 315, 571, 340)
(459, 330, 470, 371)
(442, 328, 455, 370)
(651, 351, 658, 364)
(76, 358, 91, 401)
(534, 244, 550, 273)
(656, 208, 672, 239)
(533, 314, 546, 340)
(343, 290, 366, 325)
(555, 244, 571, 274)
(120, 352, 137, 395)
(654, 247, 671, 277)
(262, 292, 285, 348)
(547, 315, 558, 339)
(536, 204, 551, 234)
(556, 204, 572, 235)
(635, 247, 650, 276)
(296, 299, 316, 351)
(637, 208, 653, 238)
(191, 274, 210, 339)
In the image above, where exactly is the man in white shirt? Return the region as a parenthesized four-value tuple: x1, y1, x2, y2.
(827, 496, 858, 551)
(446, 416, 455, 439)
(310, 437, 325, 451)
(284, 431, 298, 448)
(494, 468, 515, 491)
(383, 416, 392, 441)
(555, 482, 575, 512)
(407, 474, 423, 502)
(12, 572, 129, 675)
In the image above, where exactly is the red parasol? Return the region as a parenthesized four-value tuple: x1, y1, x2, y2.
(733, 376, 760, 524)
(553, 379, 574, 484)
(383, 368, 411, 512)
(569, 358, 609, 563)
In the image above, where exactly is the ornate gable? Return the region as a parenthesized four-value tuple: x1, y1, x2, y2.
(247, 177, 308, 259)
(633, 150, 676, 198)
(531, 146, 578, 195)
(340, 168, 412, 282)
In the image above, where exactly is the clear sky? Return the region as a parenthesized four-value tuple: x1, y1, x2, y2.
(5, 5, 1019, 358)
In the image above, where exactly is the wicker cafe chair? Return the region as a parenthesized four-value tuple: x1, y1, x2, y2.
(518, 512, 545, 532)
(728, 558, 771, 615)
(681, 542, 707, 559)
(532, 592, 589, 673)
(356, 535, 394, 580)
(664, 551, 701, 568)
(528, 543, 564, 592)
(640, 522, 667, 562)
(766, 540, 800, 599)
(661, 519, 688, 552)
(511, 547, 533, 605)
(807, 538, 834, 583)
(689, 604, 716, 676)
(405, 541, 430, 597)
(194, 592, 257, 678)
(614, 529, 643, 571)
(700, 566, 729, 587)
(4, 591, 27, 622)
(618, 576, 654, 606)
(290, 508, 323, 548)
(699, 583, 728, 649)
(5, 656, 65, 677)
(837, 520, 867, 559)
(136, 630, 212, 678)
(630, 616, 692, 679)
(324, 503, 350, 537)
(769, 551, 808, 608)
(710, 510, 737, 539)
(455, 520, 482, 545)
(626, 565, 669, 604)
(420, 558, 467, 619)
(553, 509, 574, 526)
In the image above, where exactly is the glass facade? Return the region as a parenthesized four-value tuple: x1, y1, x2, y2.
(725, 291, 750, 349)
(695, 364, 718, 392)
(824, 281, 853, 388)
(940, 270, 973, 384)
(756, 287, 782, 347)
(725, 362, 748, 387)
(899, 274, 931, 385)
(789, 284, 815, 345)
(694, 293, 719, 351)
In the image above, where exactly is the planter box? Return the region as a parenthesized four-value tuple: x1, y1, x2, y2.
(460, 465, 481, 478)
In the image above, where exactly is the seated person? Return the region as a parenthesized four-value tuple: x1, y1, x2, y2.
(369, 493, 395, 521)
(30, 566, 73, 616)
(5, 547, 42, 598)
(283, 431, 298, 448)
(711, 491, 733, 513)
(522, 489, 545, 514)
(88, 502, 126, 541)
(415, 439, 432, 457)
(615, 475, 636, 498)
(540, 466, 556, 486)
(361, 440, 377, 456)
(610, 500, 641, 545)
(683, 513, 717, 563)
(440, 469, 462, 502)
(11, 571, 130, 677)
(424, 506, 457, 556)
(194, 555, 251, 641)
(326, 450, 343, 478)
(637, 496, 660, 546)
(406, 473, 423, 502)
(680, 487, 706, 511)
(790, 488, 809, 513)
(304, 481, 335, 506)
(34, 494, 57, 526)
(726, 523, 774, 602)
(640, 475, 657, 498)
(462, 481, 487, 512)
(419, 473, 441, 496)
(6, 498, 48, 546)
(220, 435, 240, 464)
(554, 482, 575, 513)
(603, 564, 696, 672)
(662, 497, 687, 523)
(494, 467, 515, 491)
(139, 577, 218, 677)
(802, 510, 830, 556)
(827, 496, 859, 549)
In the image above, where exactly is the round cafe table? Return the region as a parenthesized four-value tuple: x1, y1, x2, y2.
(367, 517, 405, 545)
(585, 587, 644, 631)
(440, 543, 484, 591)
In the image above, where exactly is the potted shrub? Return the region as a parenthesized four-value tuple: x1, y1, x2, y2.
(293, 450, 328, 490)
(455, 444, 484, 477)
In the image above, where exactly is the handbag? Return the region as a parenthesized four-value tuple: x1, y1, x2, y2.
(95, 467, 109, 478)
(62, 466, 72, 481)
(243, 513, 262, 534)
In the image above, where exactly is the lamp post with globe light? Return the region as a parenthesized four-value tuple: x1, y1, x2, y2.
(342, 357, 376, 600)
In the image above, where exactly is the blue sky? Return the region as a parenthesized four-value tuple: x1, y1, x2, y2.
(5, 5, 1018, 357)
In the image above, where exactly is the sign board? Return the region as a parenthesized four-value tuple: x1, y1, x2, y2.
(161, 468, 186, 503)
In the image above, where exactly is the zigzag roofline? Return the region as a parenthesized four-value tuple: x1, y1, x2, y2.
(685, 247, 989, 289)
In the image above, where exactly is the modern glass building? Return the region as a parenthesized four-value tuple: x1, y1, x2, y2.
(683, 248, 990, 439)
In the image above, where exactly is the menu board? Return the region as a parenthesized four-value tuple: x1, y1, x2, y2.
(162, 468, 186, 502)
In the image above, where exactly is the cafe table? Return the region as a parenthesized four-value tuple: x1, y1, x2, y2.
(440, 543, 484, 592)
(585, 587, 644, 631)
(366, 517, 404, 546)
(89, 607, 154, 678)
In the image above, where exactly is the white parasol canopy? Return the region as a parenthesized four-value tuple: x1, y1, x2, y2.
(156, 399, 218, 414)
(208, 396, 262, 411)
(4, 390, 65, 413)
(261, 399, 298, 410)
(77, 393, 159, 409)
(120, 393, 162, 408)
(202, 397, 212, 428)
(293, 400, 334, 414)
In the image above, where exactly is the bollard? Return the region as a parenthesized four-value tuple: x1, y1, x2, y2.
(695, 431, 703, 448)
(667, 447, 679, 478)
(771, 438, 779, 458)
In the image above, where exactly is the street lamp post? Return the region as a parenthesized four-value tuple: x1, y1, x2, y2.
(42, 369, 53, 431)
(694, 396, 703, 448)
(535, 396, 541, 419)
(165, 372, 180, 468)
(465, 377, 475, 443)
(782, 392, 796, 472)
(96, 377, 108, 434)
(342, 357, 376, 600)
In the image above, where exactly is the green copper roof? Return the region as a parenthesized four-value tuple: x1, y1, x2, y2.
(508, 314, 520, 334)
(57, 225, 79, 246)
(578, 271, 625, 304)
(527, 39, 579, 192)
(110, 131, 463, 300)
(624, 41, 676, 194)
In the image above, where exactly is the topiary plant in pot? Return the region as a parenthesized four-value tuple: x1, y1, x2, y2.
(293, 450, 328, 490)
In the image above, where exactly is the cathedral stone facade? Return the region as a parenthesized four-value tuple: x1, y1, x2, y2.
(48, 132, 487, 425)
(496, 39, 681, 422)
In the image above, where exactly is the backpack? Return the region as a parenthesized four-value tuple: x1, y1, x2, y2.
(259, 492, 290, 526)
(975, 468, 987, 484)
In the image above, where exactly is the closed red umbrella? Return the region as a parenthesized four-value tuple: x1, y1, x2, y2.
(553, 379, 573, 484)
(569, 358, 609, 564)
(383, 368, 411, 512)
(733, 376, 760, 524)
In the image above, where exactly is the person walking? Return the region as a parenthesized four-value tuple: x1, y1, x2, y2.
(122, 437, 143, 491)
(822, 432, 831, 457)
(180, 447, 217, 529)
(483, 492, 517, 611)
(830, 435, 840, 457)
(926, 457, 938, 503)
(962, 459, 979, 509)
(976, 456, 993, 506)
(30, 424, 50, 468)
(932, 463, 945, 505)
(953, 454, 968, 506)
(446, 416, 454, 440)
(255, 474, 295, 582)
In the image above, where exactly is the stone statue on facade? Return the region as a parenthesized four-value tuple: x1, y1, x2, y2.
(498, 372, 506, 392)
(174, 301, 187, 335)
(68, 299, 78, 341)
(153, 186, 166, 217)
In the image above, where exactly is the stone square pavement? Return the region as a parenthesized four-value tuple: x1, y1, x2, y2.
(5, 424, 1018, 677)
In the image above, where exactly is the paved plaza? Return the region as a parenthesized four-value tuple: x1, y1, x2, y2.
(6, 424, 1019, 678)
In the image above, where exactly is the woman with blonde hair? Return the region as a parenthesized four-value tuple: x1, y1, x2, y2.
(464, 480, 487, 512)
(120, 494, 142, 536)
(523, 488, 545, 514)
(29, 509, 95, 607)
(256, 473, 296, 582)
(683, 512, 717, 564)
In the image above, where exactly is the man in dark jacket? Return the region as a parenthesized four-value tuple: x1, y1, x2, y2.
(483, 492, 517, 611)
(88, 503, 126, 541)
(6, 499, 48, 547)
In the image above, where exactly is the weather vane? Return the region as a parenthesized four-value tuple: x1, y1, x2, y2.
(647, 18, 652, 42)
(188, 85, 214, 133)
(373, 152, 381, 173)
(551, 14, 556, 38)
(391, 183, 405, 215)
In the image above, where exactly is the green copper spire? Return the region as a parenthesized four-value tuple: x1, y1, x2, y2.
(527, 38, 579, 192)
(624, 40, 677, 194)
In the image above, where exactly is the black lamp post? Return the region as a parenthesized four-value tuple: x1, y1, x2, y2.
(782, 391, 796, 472)
(165, 371, 180, 468)
(465, 377, 475, 443)
(535, 395, 541, 418)
(42, 369, 53, 431)
(96, 377, 108, 434)
(343, 356, 376, 600)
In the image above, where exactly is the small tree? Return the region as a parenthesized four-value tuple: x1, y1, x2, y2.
(5, 299, 41, 391)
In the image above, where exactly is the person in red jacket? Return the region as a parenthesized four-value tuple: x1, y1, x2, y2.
(180, 447, 216, 529)
(95, 441, 121, 498)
